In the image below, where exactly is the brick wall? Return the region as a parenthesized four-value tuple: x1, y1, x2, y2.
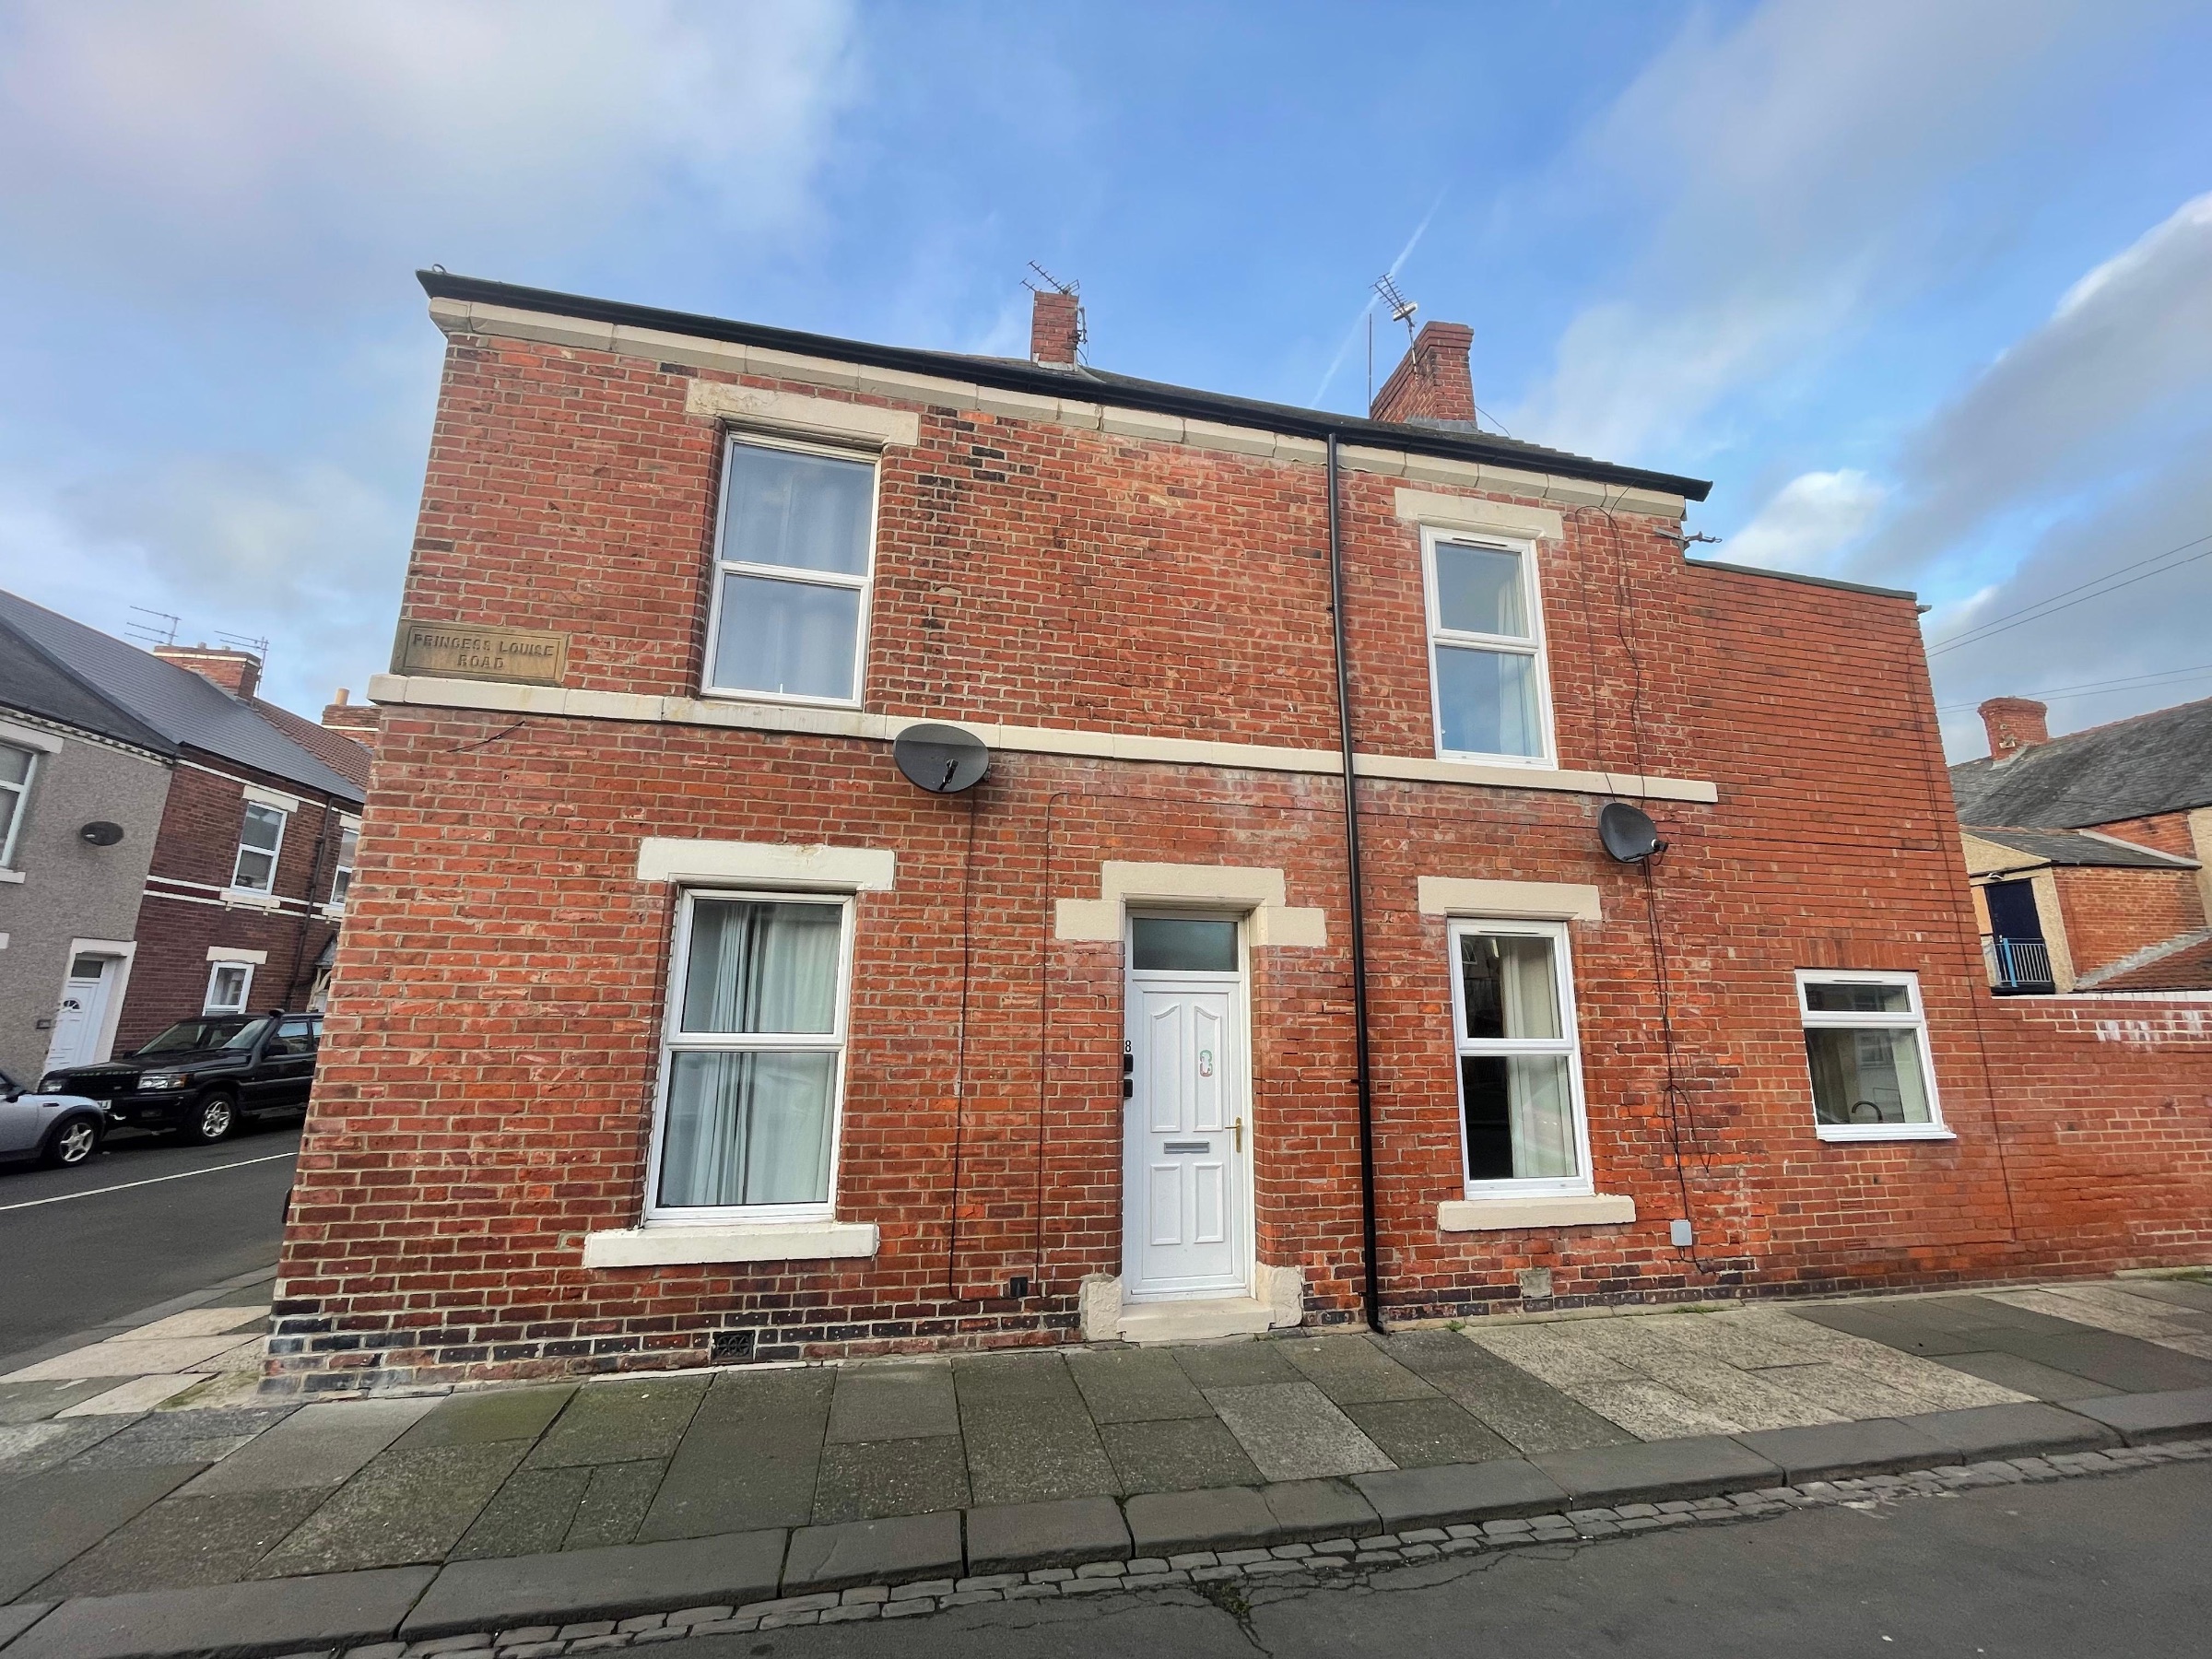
(270, 322, 2212, 1389)
(121, 757, 350, 1046)
(2052, 865, 2207, 980)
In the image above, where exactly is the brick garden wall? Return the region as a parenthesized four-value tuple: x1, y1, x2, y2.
(270, 323, 2212, 1390)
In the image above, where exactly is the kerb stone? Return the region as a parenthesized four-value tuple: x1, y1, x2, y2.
(1533, 1435, 1782, 1507)
(782, 1512, 962, 1593)
(7, 1567, 437, 1659)
(965, 1496, 1129, 1574)
(401, 1533, 786, 1638)
(1351, 1459, 1569, 1530)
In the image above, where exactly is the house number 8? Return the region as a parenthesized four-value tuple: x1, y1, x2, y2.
(1197, 1048, 1214, 1077)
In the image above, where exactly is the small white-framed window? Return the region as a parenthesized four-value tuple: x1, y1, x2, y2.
(701, 433, 877, 706)
(1796, 971, 1950, 1141)
(1421, 526, 1554, 764)
(205, 960, 254, 1015)
(232, 802, 288, 894)
(645, 889, 854, 1220)
(1447, 918, 1593, 1196)
(329, 819, 360, 910)
(0, 742, 39, 867)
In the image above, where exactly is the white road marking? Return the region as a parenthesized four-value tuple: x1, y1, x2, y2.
(0, 1150, 295, 1213)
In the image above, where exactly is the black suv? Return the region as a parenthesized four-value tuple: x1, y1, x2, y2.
(42, 1011, 323, 1144)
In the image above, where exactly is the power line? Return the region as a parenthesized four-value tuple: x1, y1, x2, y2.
(1924, 530, 2212, 657)
(1936, 660, 2212, 712)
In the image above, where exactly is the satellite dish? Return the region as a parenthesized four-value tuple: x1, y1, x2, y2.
(892, 723, 990, 794)
(78, 821, 125, 847)
(1598, 802, 1665, 864)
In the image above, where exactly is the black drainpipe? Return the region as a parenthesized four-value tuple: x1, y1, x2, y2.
(1324, 435, 1384, 1334)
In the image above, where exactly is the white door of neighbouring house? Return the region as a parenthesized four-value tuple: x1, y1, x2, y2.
(1123, 913, 1251, 1300)
(43, 952, 118, 1072)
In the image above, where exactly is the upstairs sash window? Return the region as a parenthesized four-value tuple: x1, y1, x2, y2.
(1423, 530, 1552, 763)
(231, 802, 287, 894)
(704, 437, 876, 705)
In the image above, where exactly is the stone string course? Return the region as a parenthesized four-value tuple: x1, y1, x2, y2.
(319, 1441, 2210, 1653)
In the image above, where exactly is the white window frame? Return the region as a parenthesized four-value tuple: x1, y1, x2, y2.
(1446, 917, 1594, 1198)
(231, 801, 288, 894)
(205, 960, 254, 1015)
(700, 431, 879, 710)
(328, 816, 360, 912)
(0, 741, 38, 868)
(1794, 969, 1952, 1143)
(1420, 525, 1557, 767)
(641, 887, 856, 1225)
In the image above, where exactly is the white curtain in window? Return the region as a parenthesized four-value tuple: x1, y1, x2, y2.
(660, 1052, 836, 1206)
(1505, 1055, 1576, 1177)
(681, 900, 841, 1033)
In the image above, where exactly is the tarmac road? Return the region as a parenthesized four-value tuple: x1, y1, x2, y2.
(0, 1121, 300, 1369)
(696, 1459, 2212, 1659)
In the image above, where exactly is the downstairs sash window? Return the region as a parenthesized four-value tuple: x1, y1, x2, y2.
(1448, 919, 1594, 1196)
(648, 891, 853, 1220)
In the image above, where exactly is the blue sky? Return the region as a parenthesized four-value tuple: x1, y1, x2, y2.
(1, 0, 2207, 758)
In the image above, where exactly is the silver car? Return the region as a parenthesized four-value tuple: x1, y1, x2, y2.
(0, 1069, 105, 1169)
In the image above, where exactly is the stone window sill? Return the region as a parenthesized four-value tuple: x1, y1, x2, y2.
(221, 888, 282, 910)
(0, 868, 23, 885)
(1815, 1124, 1957, 1144)
(1437, 1194, 1636, 1231)
(582, 1220, 879, 1268)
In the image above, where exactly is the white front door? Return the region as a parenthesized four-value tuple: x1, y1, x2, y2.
(43, 953, 117, 1072)
(1124, 915, 1250, 1300)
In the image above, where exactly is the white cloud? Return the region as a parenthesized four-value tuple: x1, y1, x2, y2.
(1509, 0, 2105, 464)
(1853, 191, 2212, 584)
(1724, 469, 1886, 571)
(0, 0, 859, 302)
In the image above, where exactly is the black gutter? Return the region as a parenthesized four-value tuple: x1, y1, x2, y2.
(418, 271, 1712, 504)
(1324, 436, 1384, 1335)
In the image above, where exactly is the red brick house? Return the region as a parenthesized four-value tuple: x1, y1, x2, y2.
(271, 274, 2212, 1389)
(1957, 695, 2212, 994)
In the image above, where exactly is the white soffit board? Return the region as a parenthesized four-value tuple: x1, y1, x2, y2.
(1417, 878, 1603, 922)
(1394, 488, 1564, 542)
(635, 838, 896, 891)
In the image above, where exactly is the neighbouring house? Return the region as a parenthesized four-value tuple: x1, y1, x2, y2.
(0, 592, 370, 1084)
(1953, 695, 2212, 994)
(269, 272, 2212, 1391)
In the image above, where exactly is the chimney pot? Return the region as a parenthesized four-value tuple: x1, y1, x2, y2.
(1371, 320, 1477, 426)
(1030, 288, 1083, 369)
(1979, 697, 2050, 760)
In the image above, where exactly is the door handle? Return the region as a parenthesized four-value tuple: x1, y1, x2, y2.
(1233, 1117, 1243, 1153)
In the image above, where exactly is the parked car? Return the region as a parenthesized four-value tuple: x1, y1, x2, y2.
(41, 1011, 323, 1144)
(0, 1071, 106, 1168)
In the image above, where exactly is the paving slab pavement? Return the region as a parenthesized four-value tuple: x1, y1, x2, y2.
(2, 1268, 2207, 1643)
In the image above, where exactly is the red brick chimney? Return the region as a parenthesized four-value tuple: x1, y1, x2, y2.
(155, 643, 261, 700)
(1030, 287, 1083, 369)
(1371, 320, 1477, 426)
(1980, 696, 2050, 761)
(322, 687, 379, 747)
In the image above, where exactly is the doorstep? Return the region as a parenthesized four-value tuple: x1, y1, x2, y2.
(1117, 1296, 1277, 1344)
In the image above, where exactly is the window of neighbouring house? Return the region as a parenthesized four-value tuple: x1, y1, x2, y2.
(648, 891, 853, 1219)
(1796, 971, 1950, 1141)
(329, 819, 359, 909)
(1423, 528, 1553, 763)
(702, 436, 877, 705)
(205, 961, 253, 1015)
(0, 742, 37, 867)
(1448, 919, 1592, 1195)
(231, 802, 287, 894)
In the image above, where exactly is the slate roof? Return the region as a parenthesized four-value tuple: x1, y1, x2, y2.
(1966, 828, 2200, 871)
(248, 695, 371, 792)
(418, 271, 1714, 503)
(1949, 696, 2212, 829)
(0, 590, 366, 805)
(2082, 932, 2212, 994)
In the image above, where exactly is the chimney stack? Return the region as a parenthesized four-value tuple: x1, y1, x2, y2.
(1371, 320, 1477, 427)
(1030, 287, 1083, 369)
(155, 643, 261, 700)
(1979, 697, 2050, 761)
(322, 686, 379, 748)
